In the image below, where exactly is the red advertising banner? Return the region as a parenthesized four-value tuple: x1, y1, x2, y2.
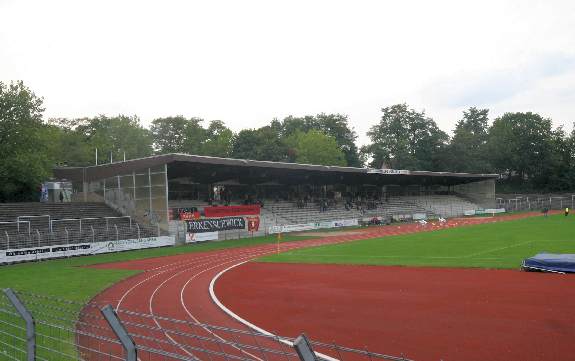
(204, 205, 261, 218)
(246, 216, 260, 232)
(180, 211, 200, 220)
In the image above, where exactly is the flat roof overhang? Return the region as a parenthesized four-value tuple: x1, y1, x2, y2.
(54, 153, 498, 187)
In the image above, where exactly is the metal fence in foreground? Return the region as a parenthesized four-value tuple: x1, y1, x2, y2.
(0, 289, 412, 361)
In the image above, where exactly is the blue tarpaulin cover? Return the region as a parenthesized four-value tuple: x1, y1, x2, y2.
(522, 253, 575, 273)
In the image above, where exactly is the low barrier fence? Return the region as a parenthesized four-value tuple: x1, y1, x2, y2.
(496, 195, 575, 212)
(0, 216, 160, 252)
(0, 289, 412, 361)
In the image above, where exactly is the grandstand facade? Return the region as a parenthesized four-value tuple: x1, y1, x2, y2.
(52, 153, 498, 242)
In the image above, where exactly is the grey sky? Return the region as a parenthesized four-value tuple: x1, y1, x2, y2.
(1, 0, 574, 146)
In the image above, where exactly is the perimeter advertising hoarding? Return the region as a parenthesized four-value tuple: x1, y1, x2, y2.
(186, 231, 219, 243)
(268, 218, 359, 234)
(186, 217, 246, 233)
(0, 236, 176, 264)
(466, 208, 506, 216)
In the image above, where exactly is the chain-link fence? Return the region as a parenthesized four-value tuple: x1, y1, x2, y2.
(0, 289, 412, 361)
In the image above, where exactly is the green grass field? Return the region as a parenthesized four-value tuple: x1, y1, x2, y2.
(260, 214, 575, 269)
(0, 234, 310, 301)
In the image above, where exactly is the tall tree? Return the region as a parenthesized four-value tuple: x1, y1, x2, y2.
(362, 104, 448, 170)
(199, 120, 233, 157)
(285, 130, 347, 166)
(487, 112, 557, 184)
(280, 113, 361, 166)
(447, 107, 491, 173)
(75, 115, 153, 163)
(231, 126, 288, 161)
(0, 81, 49, 201)
(150, 116, 205, 154)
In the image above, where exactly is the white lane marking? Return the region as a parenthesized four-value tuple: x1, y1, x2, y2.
(111, 234, 377, 361)
(178, 253, 271, 361)
(209, 261, 340, 361)
(147, 249, 271, 360)
(116, 247, 263, 309)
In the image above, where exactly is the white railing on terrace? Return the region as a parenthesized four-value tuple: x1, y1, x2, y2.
(0, 215, 157, 251)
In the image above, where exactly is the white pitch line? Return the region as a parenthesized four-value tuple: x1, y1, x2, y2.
(464, 240, 537, 258)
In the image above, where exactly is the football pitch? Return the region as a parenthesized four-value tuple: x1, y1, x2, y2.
(260, 214, 575, 269)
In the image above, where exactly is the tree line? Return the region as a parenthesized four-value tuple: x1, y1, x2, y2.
(1, 81, 574, 201)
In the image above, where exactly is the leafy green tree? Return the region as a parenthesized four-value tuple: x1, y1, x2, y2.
(487, 112, 557, 184)
(44, 118, 94, 166)
(0, 81, 50, 201)
(199, 120, 233, 157)
(286, 130, 346, 166)
(362, 104, 448, 170)
(279, 114, 361, 166)
(75, 115, 153, 163)
(447, 107, 491, 173)
(231, 126, 288, 161)
(150, 116, 205, 154)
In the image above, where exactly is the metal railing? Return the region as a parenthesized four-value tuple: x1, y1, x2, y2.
(0, 217, 157, 252)
(496, 194, 575, 212)
(0, 289, 412, 361)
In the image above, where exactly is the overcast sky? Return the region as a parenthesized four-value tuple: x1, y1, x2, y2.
(1, 0, 574, 145)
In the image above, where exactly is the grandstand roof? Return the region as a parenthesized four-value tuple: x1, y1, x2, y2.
(54, 153, 499, 186)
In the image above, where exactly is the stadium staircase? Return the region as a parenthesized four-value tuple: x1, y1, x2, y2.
(0, 202, 156, 250)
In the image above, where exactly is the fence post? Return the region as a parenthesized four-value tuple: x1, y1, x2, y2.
(3, 288, 35, 361)
(91, 226, 95, 243)
(101, 305, 137, 361)
(136, 224, 141, 240)
(293, 333, 316, 361)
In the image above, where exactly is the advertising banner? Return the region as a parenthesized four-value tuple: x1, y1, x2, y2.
(246, 216, 260, 232)
(268, 218, 359, 234)
(485, 208, 506, 214)
(367, 169, 410, 175)
(466, 208, 505, 216)
(179, 211, 200, 221)
(204, 205, 260, 218)
(186, 231, 219, 243)
(186, 217, 245, 233)
(412, 213, 427, 220)
(171, 208, 200, 221)
(0, 236, 176, 264)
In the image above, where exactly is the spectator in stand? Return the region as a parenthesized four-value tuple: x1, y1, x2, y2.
(297, 198, 304, 209)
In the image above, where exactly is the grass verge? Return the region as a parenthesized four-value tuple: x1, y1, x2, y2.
(0, 234, 312, 301)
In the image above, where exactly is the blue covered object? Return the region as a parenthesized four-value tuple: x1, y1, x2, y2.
(522, 253, 575, 273)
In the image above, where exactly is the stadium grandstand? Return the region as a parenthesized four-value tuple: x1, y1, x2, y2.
(1, 153, 498, 263)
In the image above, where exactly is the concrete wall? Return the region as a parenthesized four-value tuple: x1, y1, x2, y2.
(453, 179, 496, 209)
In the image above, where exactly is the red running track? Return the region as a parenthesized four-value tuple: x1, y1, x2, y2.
(85, 212, 556, 360)
(217, 263, 575, 361)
